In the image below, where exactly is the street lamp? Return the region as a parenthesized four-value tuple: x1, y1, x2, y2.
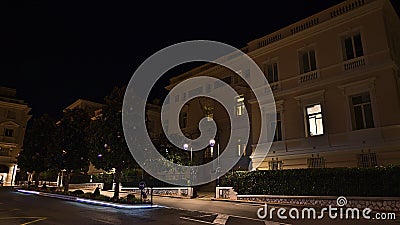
(183, 143, 192, 164)
(209, 139, 215, 157)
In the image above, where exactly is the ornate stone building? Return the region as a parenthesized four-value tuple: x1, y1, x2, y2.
(0, 87, 31, 185)
(164, 0, 400, 170)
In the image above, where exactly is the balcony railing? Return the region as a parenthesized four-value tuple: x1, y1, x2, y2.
(344, 56, 365, 71)
(270, 82, 280, 92)
(298, 70, 320, 84)
(0, 150, 9, 157)
(0, 136, 16, 144)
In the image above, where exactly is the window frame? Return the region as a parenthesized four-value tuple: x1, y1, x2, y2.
(235, 95, 245, 116)
(4, 128, 14, 137)
(298, 48, 317, 74)
(305, 103, 324, 137)
(350, 92, 374, 130)
(341, 31, 364, 61)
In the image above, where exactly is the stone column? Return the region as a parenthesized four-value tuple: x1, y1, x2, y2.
(6, 164, 16, 186)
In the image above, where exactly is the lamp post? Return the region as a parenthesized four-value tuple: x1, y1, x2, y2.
(209, 139, 215, 157)
(183, 143, 191, 164)
(217, 143, 220, 186)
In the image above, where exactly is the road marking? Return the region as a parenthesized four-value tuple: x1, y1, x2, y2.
(180, 216, 214, 224)
(162, 205, 290, 225)
(21, 217, 47, 225)
(0, 217, 47, 225)
(0, 208, 20, 213)
(213, 214, 229, 225)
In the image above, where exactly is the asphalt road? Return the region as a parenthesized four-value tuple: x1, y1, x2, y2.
(0, 187, 398, 225)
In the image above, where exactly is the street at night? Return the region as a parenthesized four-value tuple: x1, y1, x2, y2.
(1, 0, 400, 224)
(0, 188, 398, 225)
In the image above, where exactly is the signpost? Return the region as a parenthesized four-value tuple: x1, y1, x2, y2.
(139, 182, 146, 203)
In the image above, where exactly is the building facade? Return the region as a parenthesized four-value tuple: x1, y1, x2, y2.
(0, 87, 31, 185)
(164, 0, 400, 170)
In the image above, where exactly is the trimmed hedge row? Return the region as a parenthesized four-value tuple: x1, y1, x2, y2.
(220, 167, 400, 197)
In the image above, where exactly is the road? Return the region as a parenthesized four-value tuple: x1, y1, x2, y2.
(0, 187, 397, 225)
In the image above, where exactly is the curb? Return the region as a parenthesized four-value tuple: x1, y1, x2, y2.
(16, 189, 162, 209)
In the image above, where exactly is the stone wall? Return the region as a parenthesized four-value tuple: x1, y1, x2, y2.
(216, 187, 400, 213)
(120, 187, 194, 198)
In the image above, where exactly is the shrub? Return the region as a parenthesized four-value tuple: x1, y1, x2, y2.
(221, 166, 400, 197)
(71, 190, 85, 196)
(93, 187, 100, 197)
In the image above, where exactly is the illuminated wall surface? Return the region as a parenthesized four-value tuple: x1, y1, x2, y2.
(148, 0, 400, 171)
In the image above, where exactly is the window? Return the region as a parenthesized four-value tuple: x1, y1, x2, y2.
(299, 49, 316, 74)
(350, 92, 374, 130)
(306, 104, 324, 136)
(179, 112, 187, 128)
(263, 62, 279, 83)
(342, 33, 364, 61)
(270, 112, 282, 141)
(236, 95, 245, 116)
(307, 157, 325, 168)
(204, 106, 214, 121)
(7, 110, 16, 119)
(175, 95, 180, 103)
(358, 153, 377, 168)
(268, 160, 283, 170)
(4, 128, 14, 137)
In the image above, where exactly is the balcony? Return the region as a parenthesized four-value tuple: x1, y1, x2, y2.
(298, 70, 320, 85)
(344, 56, 365, 71)
(0, 136, 16, 144)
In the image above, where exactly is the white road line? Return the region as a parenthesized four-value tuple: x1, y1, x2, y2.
(163, 205, 290, 225)
(180, 216, 214, 224)
(213, 214, 229, 225)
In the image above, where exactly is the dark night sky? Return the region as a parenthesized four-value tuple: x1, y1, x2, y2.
(1, 0, 399, 119)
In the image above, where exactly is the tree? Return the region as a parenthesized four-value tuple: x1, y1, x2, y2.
(87, 86, 136, 200)
(18, 114, 57, 187)
(56, 108, 91, 192)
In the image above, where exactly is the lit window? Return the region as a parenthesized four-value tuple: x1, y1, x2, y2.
(4, 128, 14, 137)
(236, 95, 245, 116)
(263, 62, 279, 83)
(342, 33, 364, 61)
(268, 160, 283, 170)
(307, 157, 325, 168)
(358, 153, 377, 168)
(350, 92, 374, 130)
(299, 49, 316, 74)
(306, 104, 324, 136)
(204, 106, 214, 121)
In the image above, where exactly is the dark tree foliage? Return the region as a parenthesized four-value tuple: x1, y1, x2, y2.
(56, 108, 91, 192)
(87, 86, 136, 199)
(18, 114, 57, 187)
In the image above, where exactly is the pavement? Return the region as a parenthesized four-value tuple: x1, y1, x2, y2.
(1, 187, 398, 225)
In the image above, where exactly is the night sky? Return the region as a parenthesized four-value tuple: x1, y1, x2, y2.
(1, 0, 399, 119)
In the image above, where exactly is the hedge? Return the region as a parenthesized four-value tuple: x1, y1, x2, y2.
(220, 166, 400, 197)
